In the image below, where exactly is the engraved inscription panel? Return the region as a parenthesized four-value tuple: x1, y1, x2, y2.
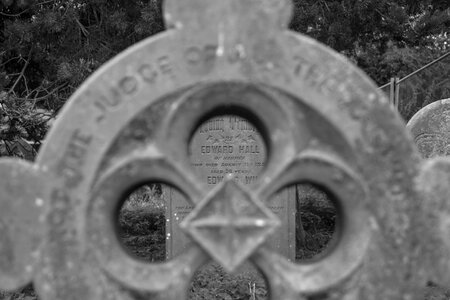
(166, 116, 295, 260)
(190, 115, 266, 186)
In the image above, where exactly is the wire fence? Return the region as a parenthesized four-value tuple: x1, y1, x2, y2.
(379, 51, 450, 121)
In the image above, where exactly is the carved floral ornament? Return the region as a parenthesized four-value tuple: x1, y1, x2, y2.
(0, 0, 449, 299)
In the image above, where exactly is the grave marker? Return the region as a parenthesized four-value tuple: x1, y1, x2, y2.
(166, 115, 296, 260)
(406, 98, 450, 158)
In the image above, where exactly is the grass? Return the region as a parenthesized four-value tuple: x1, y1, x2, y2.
(188, 263, 267, 300)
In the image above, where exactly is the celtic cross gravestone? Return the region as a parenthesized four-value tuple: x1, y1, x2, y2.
(0, 0, 449, 299)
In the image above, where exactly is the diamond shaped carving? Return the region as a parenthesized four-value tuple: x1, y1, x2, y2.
(180, 177, 280, 272)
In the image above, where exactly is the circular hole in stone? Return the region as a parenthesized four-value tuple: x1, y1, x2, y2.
(116, 183, 185, 262)
(189, 262, 269, 300)
(267, 183, 338, 262)
(188, 114, 267, 189)
(117, 182, 195, 261)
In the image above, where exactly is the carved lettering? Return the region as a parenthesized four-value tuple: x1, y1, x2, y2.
(173, 205, 194, 221)
(207, 176, 224, 185)
(185, 47, 201, 64)
(245, 176, 258, 184)
(221, 162, 242, 167)
(293, 55, 370, 120)
(185, 45, 218, 66)
(229, 117, 257, 132)
(223, 156, 245, 160)
(138, 64, 158, 83)
(93, 55, 175, 122)
(48, 188, 73, 229)
(199, 118, 225, 133)
(56, 129, 92, 189)
(238, 145, 259, 154)
(119, 76, 138, 94)
(201, 145, 234, 154)
(189, 114, 266, 189)
(158, 56, 174, 77)
(93, 94, 123, 122)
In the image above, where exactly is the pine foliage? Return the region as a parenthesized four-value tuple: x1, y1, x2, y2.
(0, 0, 164, 154)
(290, 0, 450, 81)
(0, 0, 449, 152)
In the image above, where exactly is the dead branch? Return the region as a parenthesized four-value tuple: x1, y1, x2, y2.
(75, 17, 89, 37)
(8, 48, 32, 94)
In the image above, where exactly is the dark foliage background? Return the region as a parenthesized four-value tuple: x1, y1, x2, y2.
(0, 2, 449, 299)
(0, 0, 164, 154)
(0, 0, 449, 152)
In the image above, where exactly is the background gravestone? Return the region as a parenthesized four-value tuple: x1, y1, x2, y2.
(165, 115, 296, 260)
(406, 98, 450, 158)
(407, 99, 450, 296)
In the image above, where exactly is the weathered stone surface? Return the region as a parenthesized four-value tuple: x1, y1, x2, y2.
(416, 157, 450, 288)
(0, 159, 45, 291)
(407, 98, 450, 158)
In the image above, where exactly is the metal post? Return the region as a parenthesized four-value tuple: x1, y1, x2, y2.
(380, 51, 450, 111)
(386, 77, 400, 111)
(394, 77, 400, 110)
(389, 78, 396, 107)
